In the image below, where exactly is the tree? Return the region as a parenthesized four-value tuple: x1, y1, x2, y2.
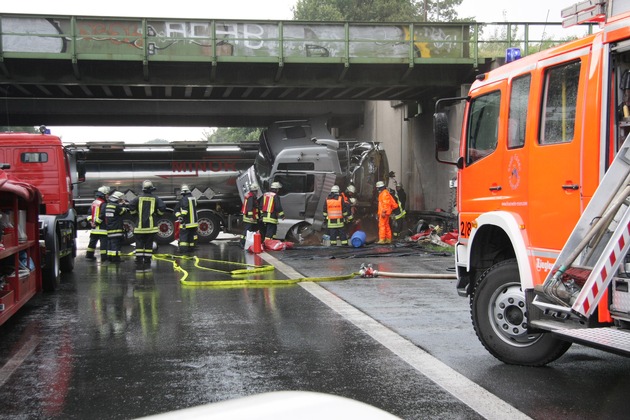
(207, 127, 261, 143)
(0, 126, 38, 133)
(293, 0, 464, 22)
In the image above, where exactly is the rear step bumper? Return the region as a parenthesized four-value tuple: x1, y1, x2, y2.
(551, 327, 630, 357)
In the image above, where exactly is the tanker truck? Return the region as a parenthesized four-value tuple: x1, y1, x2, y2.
(73, 116, 389, 244)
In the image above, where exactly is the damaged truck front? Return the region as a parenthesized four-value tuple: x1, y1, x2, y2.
(237, 117, 389, 243)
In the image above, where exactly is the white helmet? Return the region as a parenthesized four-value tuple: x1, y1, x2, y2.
(96, 186, 110, 197)
(109, 191, 125, 202)
(349, 198, 357, 205)
(249, 183, 259, 191)
(376, 181, 385, 188)
(331, 185, 340, 193)
(271, 181, 282, 190)
(180, 185, 190, 194)
(346, 185, 356, 194)
(142, 180, 155, 191)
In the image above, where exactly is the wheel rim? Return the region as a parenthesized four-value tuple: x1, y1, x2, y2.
(488, 282, 543, 347)
(157, 219, 174, 239)
(197, 217, 215, 239)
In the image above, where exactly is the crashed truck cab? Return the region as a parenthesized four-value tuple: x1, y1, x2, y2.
(237, 117, 388, 242)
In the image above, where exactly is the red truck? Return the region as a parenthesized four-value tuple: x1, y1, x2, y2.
(0, 169, 42, 325)
(0, 128, 80, 291)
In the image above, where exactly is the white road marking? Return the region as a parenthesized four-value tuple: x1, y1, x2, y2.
(263, 252, 531, 420)
(0, 335, 38, 387)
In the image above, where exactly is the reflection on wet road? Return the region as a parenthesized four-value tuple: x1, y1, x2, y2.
(0, 234, 482, 419)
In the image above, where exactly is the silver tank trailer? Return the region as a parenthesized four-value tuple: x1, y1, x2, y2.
(74, 141, 258, 244)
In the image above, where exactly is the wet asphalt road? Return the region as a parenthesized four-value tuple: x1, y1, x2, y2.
(1, 232, 630, 419)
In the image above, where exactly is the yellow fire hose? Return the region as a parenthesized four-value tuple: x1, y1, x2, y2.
(150, 253, 455, 287)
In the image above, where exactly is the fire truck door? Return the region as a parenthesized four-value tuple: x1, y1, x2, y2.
(527, 59, 585, 251)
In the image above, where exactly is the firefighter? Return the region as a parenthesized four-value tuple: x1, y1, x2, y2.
(86, 186, 110, 261)
(129, 180, 166, 266)
(340, 184, 357, 219)
(376, 180, 398, 244)
(323, 185, 351, 246)
(105, 191, 128, 263)
(175, 185, 198, 253)
(241, 183, 260, 247)
(390, 182, 407, 240)
(261, 181, 285, 241)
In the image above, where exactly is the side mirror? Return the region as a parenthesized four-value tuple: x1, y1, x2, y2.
(433, 112, 450, 152)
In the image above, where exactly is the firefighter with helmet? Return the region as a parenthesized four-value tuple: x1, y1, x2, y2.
(323, 185, 351, 246)
(340, 184, 357, 219)
(390, 182, 407, 240)
(175, 184, 198, 253)
(261, 181, 285, 241)
(105, 191, 128, 263)
(241, 183, 261, 247)
(376, 180, 398, 244)
(129, 180, 166, 267)
(86, 186, 110, 261)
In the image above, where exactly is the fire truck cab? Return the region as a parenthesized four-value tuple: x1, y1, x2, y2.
(434, 0, 630, 365)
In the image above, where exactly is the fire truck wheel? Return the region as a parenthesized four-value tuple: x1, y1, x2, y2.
(471, 259, 572, 366)
(196, 211, 220, 243)
(42, 231, 61, 292)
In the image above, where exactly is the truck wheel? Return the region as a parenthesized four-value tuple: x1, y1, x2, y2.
(471, 259, 572, 366)
(286, 222, 313, 244)
(122, 217, 137, 245)
(155, 213, 176, 245)
(60, 252, 74, 273)
(42, 232, 61, 292)
(196, 211, 221, 243)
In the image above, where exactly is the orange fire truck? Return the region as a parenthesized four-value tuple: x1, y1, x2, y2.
(434, 0, 630, 365)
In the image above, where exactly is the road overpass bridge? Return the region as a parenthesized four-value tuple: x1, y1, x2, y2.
(0, 14, 593, 129)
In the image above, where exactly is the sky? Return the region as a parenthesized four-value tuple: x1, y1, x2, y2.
(2, 0, 571, 142)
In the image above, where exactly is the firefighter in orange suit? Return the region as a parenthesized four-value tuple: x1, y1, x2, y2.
(261, 181, 285, 241)
(241, 183, 260, 247)
(376, 180, 398, 244)
(323, 185, 351, 246)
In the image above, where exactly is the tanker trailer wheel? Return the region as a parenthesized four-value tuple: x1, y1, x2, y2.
(196, 211, 221, 243)
(155, 212, 177, 245)
(122, 216, 137, 245)
(471, 259, 571, 366)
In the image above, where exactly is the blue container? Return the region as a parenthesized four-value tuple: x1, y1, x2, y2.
(350, 230, 367, 248)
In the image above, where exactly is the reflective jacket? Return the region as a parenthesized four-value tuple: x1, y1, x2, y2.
(389, 188, 407, 220)
(241, 191, 259, 224)
(105, 202, 128, 237)
(261, 192, 284, 224)
(88, 197, 108, 235)
(175, 193, 198, 228)
(129, 192, 166, 234)
(323, 194, 348, 228)
(377, 188, 398, 217)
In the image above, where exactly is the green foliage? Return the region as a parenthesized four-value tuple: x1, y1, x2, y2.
(292, 0, 463, 22)
(207, 127, 262, 143)
(0, 126, 38, 133)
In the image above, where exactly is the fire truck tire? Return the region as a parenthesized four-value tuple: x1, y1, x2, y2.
(471, 259, 572, 366)
(60, 252, 74, 273)
(196, 211, 221, 243)
(42, 231, 61, 292)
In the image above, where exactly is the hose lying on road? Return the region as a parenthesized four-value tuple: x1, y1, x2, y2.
(151, 253, 455, 287)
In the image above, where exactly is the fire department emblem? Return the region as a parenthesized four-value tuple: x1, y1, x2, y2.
(508, 155, 521, 190)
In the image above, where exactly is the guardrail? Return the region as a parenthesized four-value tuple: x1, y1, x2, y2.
(0, 14, 596, 67)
